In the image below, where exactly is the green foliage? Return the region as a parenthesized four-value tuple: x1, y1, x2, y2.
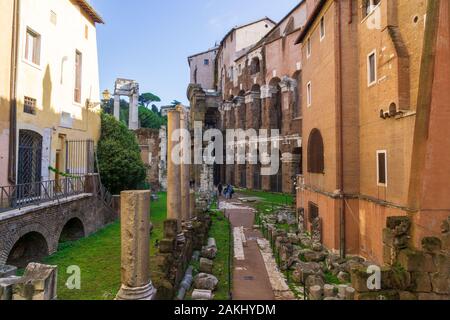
(139, 92, 161, 108)
(170, 100, 181, 106)
(97, 113, 146, 194)
(139, 106, 166, 129)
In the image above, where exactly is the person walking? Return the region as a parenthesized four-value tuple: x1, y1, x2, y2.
(217, 183, 223, 198)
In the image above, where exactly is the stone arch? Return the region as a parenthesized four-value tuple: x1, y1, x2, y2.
(292, 71, 302, 118)
(307, 129, 325, 174)
(5, 224, 51, 268)
(268, 77, 282, 130)
(59, 217, 85, 243)
(250, 57, 261, 74)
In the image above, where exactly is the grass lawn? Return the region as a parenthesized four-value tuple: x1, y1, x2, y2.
(44, 193, 167, 300)
(209, 210, 232, 300)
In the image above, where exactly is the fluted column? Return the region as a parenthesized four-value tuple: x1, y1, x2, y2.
(178, 106, 190, 221)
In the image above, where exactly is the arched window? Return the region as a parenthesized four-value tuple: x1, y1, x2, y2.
(307, 129, 324, 174)
(250, 57, 261, 75)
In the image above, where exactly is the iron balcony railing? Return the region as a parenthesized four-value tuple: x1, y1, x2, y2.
(0, 177, 86, 213)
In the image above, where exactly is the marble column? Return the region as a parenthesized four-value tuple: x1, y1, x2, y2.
(114, 94, 120, 121)
(178, 107, 190, 222)
(129, 93, 139, 130)
(167, 110, 182, 228)
(116, 191, 156, 300)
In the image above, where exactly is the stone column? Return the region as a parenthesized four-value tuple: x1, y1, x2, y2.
(114, 94, 120, 121)
(129, 93, 139, 130)
(167, 110, 182, 227)
(178, 107, 191, 222)
(116, 191, 156, 300)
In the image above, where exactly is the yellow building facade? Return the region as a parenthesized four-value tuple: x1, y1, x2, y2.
(0, 0, 104, 187)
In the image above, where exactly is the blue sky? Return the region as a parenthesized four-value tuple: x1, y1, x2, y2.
(90, 0, 300, 106)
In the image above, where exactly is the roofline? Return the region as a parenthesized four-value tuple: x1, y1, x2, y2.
(75, 0, 104, 24)
(295, 0, 328, 44)
(220, 17, 276, 46)
(234, 1, 307, 60)
(187, 47, 219, 60)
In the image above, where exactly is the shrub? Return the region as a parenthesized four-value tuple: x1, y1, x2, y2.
(97, 113, 146, 194)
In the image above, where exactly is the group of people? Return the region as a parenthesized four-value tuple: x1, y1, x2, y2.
(217, 183, 234, 200)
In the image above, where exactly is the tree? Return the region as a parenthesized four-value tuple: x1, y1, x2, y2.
(97, 113, 146, 194)
(170, 100, 181, 107)
(151, 104, 159, 115)
(139, 92, 161, 108)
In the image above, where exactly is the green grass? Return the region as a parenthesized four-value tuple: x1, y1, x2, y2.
(209, 210, 232, 300)
(237, 189, 294, 206)
(44, 193, 167, 300)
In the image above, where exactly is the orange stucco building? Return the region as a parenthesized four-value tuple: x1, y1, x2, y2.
(296, 0, 450, 264)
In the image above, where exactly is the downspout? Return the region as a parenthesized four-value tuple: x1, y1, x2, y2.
(336, 0, 346, 258)
(8, 0, 20, 184)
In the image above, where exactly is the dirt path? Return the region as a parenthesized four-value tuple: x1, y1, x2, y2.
(219, 196, 275, 300)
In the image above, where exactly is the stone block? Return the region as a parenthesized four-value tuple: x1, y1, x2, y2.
(303, 250, 327, 262)
(337, 271, 350, 283)
(0, 277, 22, 300)
(309, 285, 323, 300)
(383, 245, 396, 266)
(397, 249, 436, 272)
(159, 238, 176, 254)
(164, 219, 179, 239)
(194, 273, 218, 291)
(430, 273, 449, 295)
(399, 291, 418, 300)
(417, 292, 449, 300)
(411, 272, 432, 292)
(305, 275, 324, 289)
(323, 284, 336, 298)
(0, 265, 17, 278)
(14, 263, 58, 300)
(345, 287, 356, 300)
(441, 233, 450, 252)
(192, 289, 213, 300)
(199, 258, 214, 274)
(355, 290, 400, 300)
(422, 237, 442, 253)
(383, 228, 395, 247)
(432, 253, 450, 274)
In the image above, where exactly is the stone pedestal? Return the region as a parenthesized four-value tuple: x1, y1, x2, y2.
(116, 191, 156, 300)
(167, 110, 182, 229)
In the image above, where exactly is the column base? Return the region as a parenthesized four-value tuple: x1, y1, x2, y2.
(115, 282, 157, 300)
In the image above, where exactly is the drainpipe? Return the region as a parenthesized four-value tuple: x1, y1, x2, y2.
(8, 0, 20, 184)
(336, 0, 346, 259)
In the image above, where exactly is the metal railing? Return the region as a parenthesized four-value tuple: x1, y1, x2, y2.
(0, 177, 86, 213)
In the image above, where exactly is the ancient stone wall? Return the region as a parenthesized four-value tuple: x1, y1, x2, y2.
(0, 182, 116, 266)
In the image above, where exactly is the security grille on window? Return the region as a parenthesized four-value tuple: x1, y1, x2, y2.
(25, 28, 41, 65)
(308, 202, 319, 223)
(24, 97, 36, 115)
(204, 59, 209, 65)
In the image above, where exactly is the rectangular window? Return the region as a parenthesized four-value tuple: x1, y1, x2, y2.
(50, 11, 57, 25)
(85, 25, 89, 40)
(320, 17, 325, 40)
(74, 51, 82, 103)
(363, 0, 381, 18)
(307, 81, 312, 107)
(377, 150, 387, 186)
(24, 96, 36, 115)
(307, 38, 311, 58)
(204, 59, 209, 65)
(25, 28, 41, 65)
(368, 51, 377, 86)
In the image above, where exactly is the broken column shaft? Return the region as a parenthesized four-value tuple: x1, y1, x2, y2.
(116, 190, 156, 300)
(178, 106, 191, 222)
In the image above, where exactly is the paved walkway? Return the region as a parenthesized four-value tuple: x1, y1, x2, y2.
(219, 196, 275, 300)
